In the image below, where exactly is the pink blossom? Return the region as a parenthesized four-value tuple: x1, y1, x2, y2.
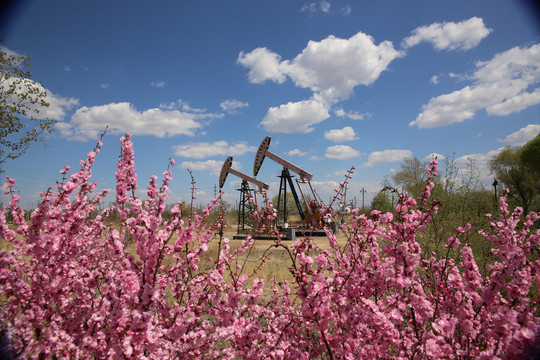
(2, 176, 15, 191)
(0, 135, 538, 359)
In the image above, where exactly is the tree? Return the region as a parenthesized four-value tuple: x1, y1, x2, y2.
(371, 190, 394, 213)
(521, 133, 540, 180)
(0, 37, 54, 172)
(271, 191, 299, 219)
(520, 133, 540, 210)
(391, 156, 428, 199)
(489, 146, 537, 213)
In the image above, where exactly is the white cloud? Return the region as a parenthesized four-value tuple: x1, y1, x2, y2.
(0, 46, 23, 60)
(430, 75, 439, 85)
(402, 17, 492, 51)
(239, 32, 402, 103)
(324, 126, 357, 143)
(179, 160, 222, 175)
(64, 65, 71, 72)
(320, 1, 331, 12)
(150, 81, 166, 88)
(237, 47, 287, 84)
(310, 180, 379, 207)
(0, 77, 79, 121)
(423, 153, 446, 162)
(288, 33, 401, 101)
(300, 0, 331, 14)
(220, 99, 249, 113)
(325, 145, 360, 159)
(334, 108, 366, 120)
(486, 88, 540, 116)
(411, 44, 540, 128)
(101, 83, 110, 89)
(499, 124, 540, 146)
(173, 140, 257, 159)
(286, 148, 308, 157)
(325, 169, 349, 177)
(261, 98, 330, 133)
(301, 1, 351, 16)
(238, 31, 402, 134)
(58, 102, 220, 141)
(455, 147, 505, 183)
(159, 99, 206, 113)
(363, 149, 412, 167)
(43, 92, 79, 120)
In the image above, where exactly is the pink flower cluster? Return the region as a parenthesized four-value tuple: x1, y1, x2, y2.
(1, 136, 538, 359)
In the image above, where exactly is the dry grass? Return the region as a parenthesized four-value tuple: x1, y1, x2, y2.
(198, 225, 349, 298)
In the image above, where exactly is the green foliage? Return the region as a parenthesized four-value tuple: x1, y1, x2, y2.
(388, 154, 496, 267)
(271, 192, 300, 217)
(371, 190, 394, 213)
(423, 155, 494, 260)
(391, 156, 428, 199)
(0, 36, 55, 172)
(520, 133, 540, 195)
(489, 145, 538, 213)
(521, 133, 540, 171)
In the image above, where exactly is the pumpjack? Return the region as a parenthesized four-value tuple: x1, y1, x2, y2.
(219, 156, 270, 237)
(254, 136, 329, 238)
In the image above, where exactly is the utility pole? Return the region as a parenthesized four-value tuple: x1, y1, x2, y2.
(361, 187, 366, 212)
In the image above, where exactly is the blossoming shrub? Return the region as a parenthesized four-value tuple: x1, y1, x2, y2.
(1, 133, 538, 359)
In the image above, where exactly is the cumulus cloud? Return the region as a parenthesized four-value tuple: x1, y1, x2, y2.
(172, 140, 257, 159)
(239, 31, 402, 103)
(363, 149, 412, 167)
(334, 108, 366, 120)
(286, 148, 308, 157)
(486, 88, 540, 116)
(160, 99, 206, 113)
(237, 47, 287, 84)
(1, 77, 79, 121)
(402, 17, 492, 51)
(179, 160, 222, 175)
(325, 145, 360, 159)
(455, 147, 505, 183)
(239, 31, 402, 133)
(411, 44, 540, 129)
(324, 126, 357, 143)
(58, 102, 220, 141)
(499, 124, 540, 146)
(423, 153, 446, 162)
(260, 99, 330, 133)
(220, 99, 249, 113)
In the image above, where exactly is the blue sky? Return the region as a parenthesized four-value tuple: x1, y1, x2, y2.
(1, 0, 539, 209)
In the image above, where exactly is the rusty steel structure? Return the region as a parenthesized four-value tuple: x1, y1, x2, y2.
(253, 136, 323, 229)
(219, 156, 269, 234)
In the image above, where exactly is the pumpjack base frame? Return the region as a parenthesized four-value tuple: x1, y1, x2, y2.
(233, 225, 337, 240)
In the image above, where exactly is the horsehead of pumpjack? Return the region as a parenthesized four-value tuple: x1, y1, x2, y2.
(253, 136, 323, 228)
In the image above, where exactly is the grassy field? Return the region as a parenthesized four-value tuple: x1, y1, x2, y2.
(176, 223, 348, 299)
